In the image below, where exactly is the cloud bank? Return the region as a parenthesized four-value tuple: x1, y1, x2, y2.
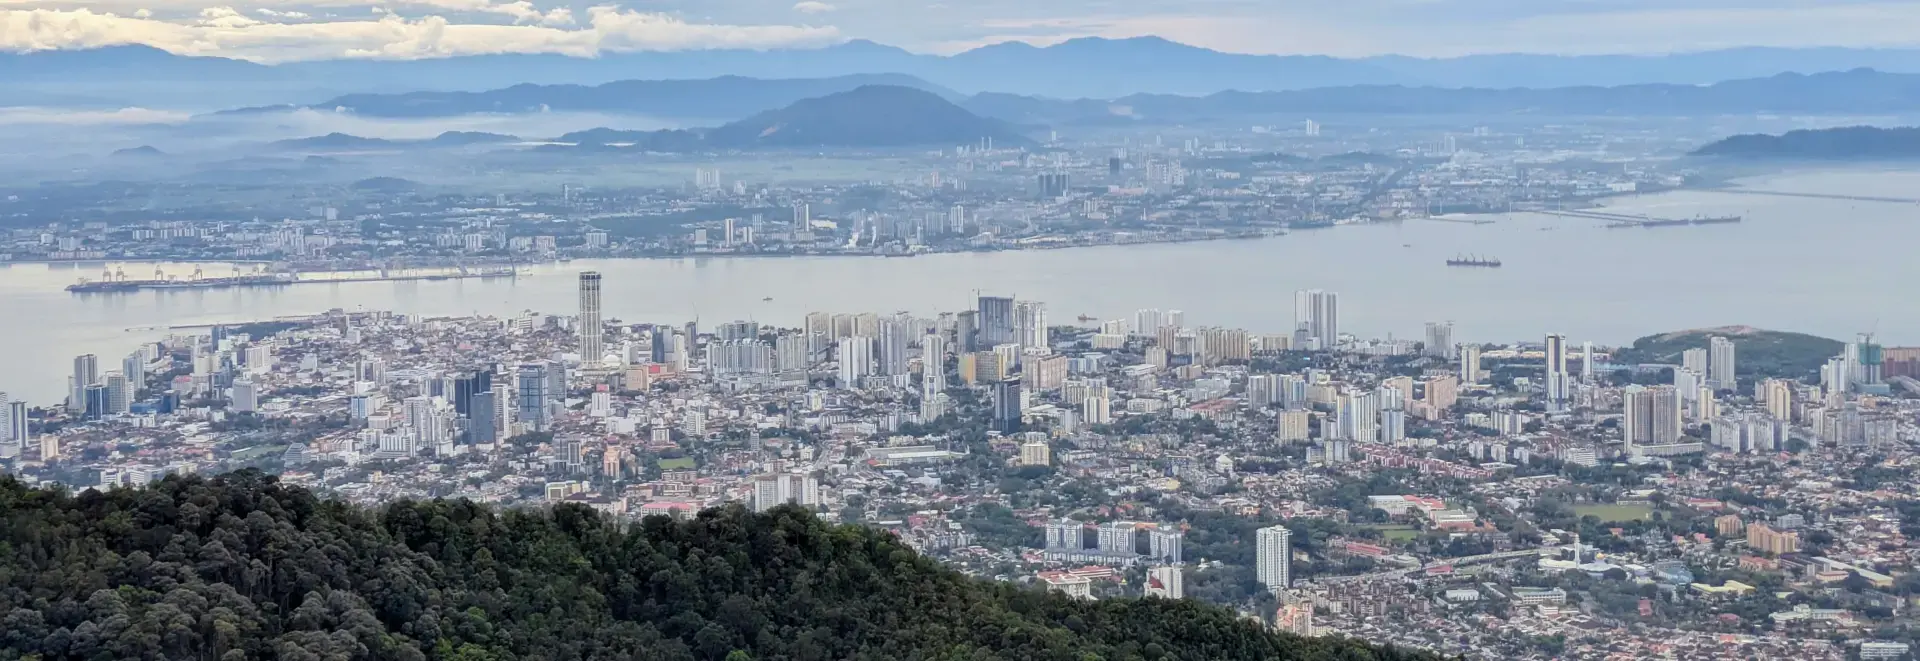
(0, 5, 842, 62)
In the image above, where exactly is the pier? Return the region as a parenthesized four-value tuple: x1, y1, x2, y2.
(1706, 189, 1920, 204)
(1532, 208, 1742, 228)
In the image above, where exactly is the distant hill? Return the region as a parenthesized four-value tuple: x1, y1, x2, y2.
(1612, 326, 1843, 379)
(0, 472, 1438, 661)
(425, 131, 520, 145)
(271, 74, 953, 119)
(544, 86, 1029, 151)
(349, 176, 418, 192)
(109, 145, 165, 158)
(1693, 126, 1920, 159)
(705, 85, 1029, 148)
(271, 132, 399, 150)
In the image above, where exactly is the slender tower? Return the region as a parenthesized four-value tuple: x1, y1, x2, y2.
(578, 272, 603, 361)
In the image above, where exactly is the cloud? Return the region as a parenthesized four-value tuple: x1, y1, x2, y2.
(0, 106, 191, 125)
(255, 8, 309, 20)
(0, 7, 842, 62)
(792, 1, 835, 14)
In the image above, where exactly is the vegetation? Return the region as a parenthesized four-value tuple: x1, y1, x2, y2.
(1610, 326, 1842, 380)
(0, 471, 1437, 661)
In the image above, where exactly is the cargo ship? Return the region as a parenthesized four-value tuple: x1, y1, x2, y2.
(1446, 255, 1502, 268)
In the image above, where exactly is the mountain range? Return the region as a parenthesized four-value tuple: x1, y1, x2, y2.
(235, 69, 1920, 126)
(21, 38, 1920, 105)
(268, 86, 1028, 152)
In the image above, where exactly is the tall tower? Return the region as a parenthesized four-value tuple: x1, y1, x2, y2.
(1424, 322, 1455, 359)
(1580, 341, 1595, 384)
(1544, 334, 1569, 412)
(577, 272, 603, 362)
(1708, 336, 1737, 390)
(1256, 525, 1292, 590)
(70, 354, 99, 413)
(1293, 290, 1339, 350)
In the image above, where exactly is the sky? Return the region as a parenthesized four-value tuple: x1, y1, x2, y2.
(7, 0, 1920, 62)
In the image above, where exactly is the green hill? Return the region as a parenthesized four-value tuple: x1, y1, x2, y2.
(0, 471, 1433, 661)
(1611, 326, 1843, 379)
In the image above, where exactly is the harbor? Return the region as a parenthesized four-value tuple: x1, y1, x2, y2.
(66, 265, 520, 293)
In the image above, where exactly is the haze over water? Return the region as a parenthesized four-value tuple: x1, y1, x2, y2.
(3, 169, 1916, 405)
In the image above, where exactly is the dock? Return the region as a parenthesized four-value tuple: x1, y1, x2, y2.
(1706, 189, 1920, 204)
(1532, 209, 1742, 228)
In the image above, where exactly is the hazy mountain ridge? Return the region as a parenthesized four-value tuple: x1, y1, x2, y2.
(1693, 125, 1920, 159)
(282, 73, 952, 119)
(20, 38, 1920, 104)
(271, 86, 1026, 152)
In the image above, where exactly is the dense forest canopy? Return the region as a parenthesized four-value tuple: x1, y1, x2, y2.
(0, 471, 1436, 661)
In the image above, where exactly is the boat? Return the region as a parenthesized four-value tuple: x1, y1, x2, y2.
(762, 297, 774, 302)
(1446, 254, 1502, 268)
(1076, 314, 1099, 322)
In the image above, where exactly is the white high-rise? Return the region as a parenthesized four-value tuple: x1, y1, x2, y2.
(837, 337, 873, 388)
(1293, 290, 1339, 350)
(1580, 341, 1595, 383)
(578, 272, 603, 361)
(1256, 525, 1292, 590)
(1335, 389, 1378, 441)
(1459, 344, 1481, 384)
(1708, 336, 1737, 390)
(876, 315, 913, 376)
(1014, 301, 1048, 351)
(921, 333, 948, 393)
(70, 354, 98, 413)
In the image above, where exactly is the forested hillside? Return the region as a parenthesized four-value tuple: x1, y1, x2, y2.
(0, 471, 1435, 661)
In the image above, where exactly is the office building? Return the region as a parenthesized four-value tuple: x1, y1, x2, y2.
(1256, 525, 1292, 590)
(1145, 566, 1183, 599)
(230, 379, 257, 414)
(121, 351, 146, 398)
(467, 392, 496, 444)
(977, 296, 1015, 347)
(70, 353, 98, 413)
(453, 371, 492, 417)
(1293, 290, 1339, 350)
(1544, 334, 1570, 411)
(104, 371, 130, 415)
(1708, 336, 1737, 390)
(516, 362, 552, 432)
(992, 378, 1023, 431)
(1424, 322, 1454, 359)
(837, 337, 873, 387)
(578, 272, 603, 361)
(955, 310, 979, 352)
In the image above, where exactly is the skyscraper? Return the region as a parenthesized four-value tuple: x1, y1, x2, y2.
(577, 272, 603, 361)
(1013, 300, 1048, 351)
(104, 371, 129, 415)
(122, 351, 146, 398)
(955, 310, 980, 352)
(5, 400, 26, 447)
(1623, 385, 1683, 452)
(1293, 290, 1339, 350)
(1544, 334, 1569, 412)
(467, 391, 496, 445)
(453, 371, 493, 417)
(1708, 336, 1737, 390)
(837, 336, 873, 388)
(70, 354, 98, 413)
(977, 296, 1015, 347)
(1256, 525, 1292, 590)
(516, 362, 551, 432)
(1335, 389, 1378, 441)
(992, 378, 1023, 431)
(921, 333, 948, 394)
(1423, 322, 1455, 359)
(1459, 344, 1482, 384)
(876, 315, 912, 376)
(1580, 341, 1595, 384)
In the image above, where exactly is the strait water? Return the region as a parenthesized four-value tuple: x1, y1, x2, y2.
(3, 169, 1919, 406)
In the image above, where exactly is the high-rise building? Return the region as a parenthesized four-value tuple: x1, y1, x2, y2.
(1096, 521, 1136, 556)
(876, 315, 912, 376)
(1019, 439, 1051, 466)
(750, 473, 819, 513)
(1148, 529, 1183, 564)
(920, 333, 948, 393)
(5, 400, 27, 447)
(103, 371, 130, 415)
(1459, 344, 1482, 384)
(1682, 348, 1709, 376)
(1256, 526, 1292, 590)
(1037, 172, 1071, 198)
(122, 351, 146, 398)
(467, 392, 496, 444)
(992, 378, 1023, 431)
(1623, 385, 1683, 451)
(1543, 334, 1570, 411)
(1762, 379, 1793, 421)
(577, 272, 603, 361)
(516, 362, 551, 432)
(1293, 290, 1339, 350)
(1424, 322, 1455, 359)
(1708, 336, 1737, 390)
(1045, 519, 1082, 551)
(1580, 341, 1595, 383)
(1276, 409, 1310, 443)
(70, 353, 98, 413)
(1334, 389, 1378, 441)
(1014, 301, 1048, 351)
(230, 379, 257, 414)
(453, 371, 493, 417)
(955, 310, 980, 352)
(837, 337, 873, 388)
(977, 296, 1015, 347)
